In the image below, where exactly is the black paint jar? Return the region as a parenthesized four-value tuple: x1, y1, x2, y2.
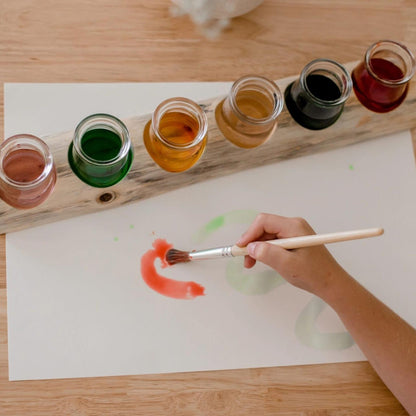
(285, 59, 352, 130)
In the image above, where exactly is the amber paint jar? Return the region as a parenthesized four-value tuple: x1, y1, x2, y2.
(143, 97, 208, 172)
(215, 75, 283, 148)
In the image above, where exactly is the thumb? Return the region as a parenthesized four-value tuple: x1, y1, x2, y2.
(247, 241, 289, 271)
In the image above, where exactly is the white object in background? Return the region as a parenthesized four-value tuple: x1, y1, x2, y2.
(171, 0, 264, 38)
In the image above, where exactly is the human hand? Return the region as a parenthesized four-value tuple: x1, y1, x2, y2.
(236, 213, 349, 296)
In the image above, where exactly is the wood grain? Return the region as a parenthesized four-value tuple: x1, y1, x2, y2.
(1, 63, 416, 234)
(0, 0, 414, 414)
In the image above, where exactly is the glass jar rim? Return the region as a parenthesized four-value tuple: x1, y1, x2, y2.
(364, 40, 416, 86)
(151, 97, 208, 150)
(0, 134, 54, 189)
(73, 113, 131, 165)
(229, 75, 283, 124)
(299, 58, 353, 106)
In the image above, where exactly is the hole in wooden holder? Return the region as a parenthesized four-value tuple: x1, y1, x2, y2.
(97, 192, 117, 204)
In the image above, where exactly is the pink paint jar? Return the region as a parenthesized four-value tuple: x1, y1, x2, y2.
(0, 134, 57, 209)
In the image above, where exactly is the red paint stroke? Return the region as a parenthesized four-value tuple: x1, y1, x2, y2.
(140, 238, 205, 300)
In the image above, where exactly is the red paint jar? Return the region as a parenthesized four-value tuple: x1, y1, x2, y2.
(0, 134, 57, 209)
(352, 40, 415, 113)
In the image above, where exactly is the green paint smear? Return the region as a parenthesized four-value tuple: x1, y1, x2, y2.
(129, 224, 134, 229)
(195, 209, 354, 347)
(114, 237, 119, 242)
(349, 164, 354, 171)
(226, 257, 286, 295)
(205, 215, 225, 232)
(295, 296, 354, 350)
(193, 209, 258, 243)
(195, 209, 284, 295)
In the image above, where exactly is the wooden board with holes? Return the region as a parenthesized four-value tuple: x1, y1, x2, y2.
(1, 62, 416, 234)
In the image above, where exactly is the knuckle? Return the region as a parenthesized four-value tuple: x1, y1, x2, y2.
(255, 242, 270, 260)
(289, 217, 315, 237)
(292, 217, 309, 229)
(255, 212, 268, 223)
(292, 217, 315, 234)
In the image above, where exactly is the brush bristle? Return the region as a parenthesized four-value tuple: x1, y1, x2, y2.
(165, 248, 191, 265)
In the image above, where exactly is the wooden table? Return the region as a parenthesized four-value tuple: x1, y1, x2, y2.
(0, 1, 414, 414)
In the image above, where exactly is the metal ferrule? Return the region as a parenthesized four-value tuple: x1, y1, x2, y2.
(188, 245, 234, 261)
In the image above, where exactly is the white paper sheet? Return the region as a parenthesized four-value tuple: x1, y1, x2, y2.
(5, 83, 416, 381)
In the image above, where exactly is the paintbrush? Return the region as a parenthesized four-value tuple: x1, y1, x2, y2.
(165, 227, 384, 265)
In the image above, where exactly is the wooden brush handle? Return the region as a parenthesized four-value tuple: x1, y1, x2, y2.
(231, 227, 384, 257)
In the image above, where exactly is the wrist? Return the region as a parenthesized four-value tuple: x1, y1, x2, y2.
(313, 267, 354, 306)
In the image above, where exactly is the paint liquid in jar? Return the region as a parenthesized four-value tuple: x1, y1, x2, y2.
(159, 112, 199, 146)
(69, 127, 130, 188)
(235, 89, 275, 119)
(3, 149, 45, 182)
(352, 58, 408, 113)
(68, 114, 133, 188)
(75, 128, 132, 187)
(307, 74, 342, 101)
(81, 128, 122, 161)
(0, 145, 56, 209)
(216, 87, 280, 148)
(284, 59, 352, 130)
(144, 109, 207, 172)
(285, 74, 344, 130)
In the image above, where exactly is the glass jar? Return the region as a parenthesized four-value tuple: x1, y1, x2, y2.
(285, 59, 352, 130)
(215, 75, 283, 148)
(143, 97, 208, 172)
(0, 134, 57, 209)
(68, 114, 133, 188)
(352, 40, 416, 113)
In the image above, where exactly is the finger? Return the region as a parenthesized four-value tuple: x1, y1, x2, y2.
(247, 241, 292, 271)
(236, 213, 291, 247)
(238, 233, 277, 248)
(244, 255, 256, 269)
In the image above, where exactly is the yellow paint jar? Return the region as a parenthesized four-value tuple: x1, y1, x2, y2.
(143, 97, 208, 172)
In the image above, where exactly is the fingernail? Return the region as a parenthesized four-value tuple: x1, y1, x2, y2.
(247, 242, 258, 257)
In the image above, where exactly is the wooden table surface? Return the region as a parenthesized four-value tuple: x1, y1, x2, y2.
(1, 1, 415, 414)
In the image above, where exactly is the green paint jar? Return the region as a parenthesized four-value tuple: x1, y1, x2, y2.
(68, 114, 133, 188)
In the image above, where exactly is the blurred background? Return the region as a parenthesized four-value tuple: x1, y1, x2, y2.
(0, 0, 413, 83)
